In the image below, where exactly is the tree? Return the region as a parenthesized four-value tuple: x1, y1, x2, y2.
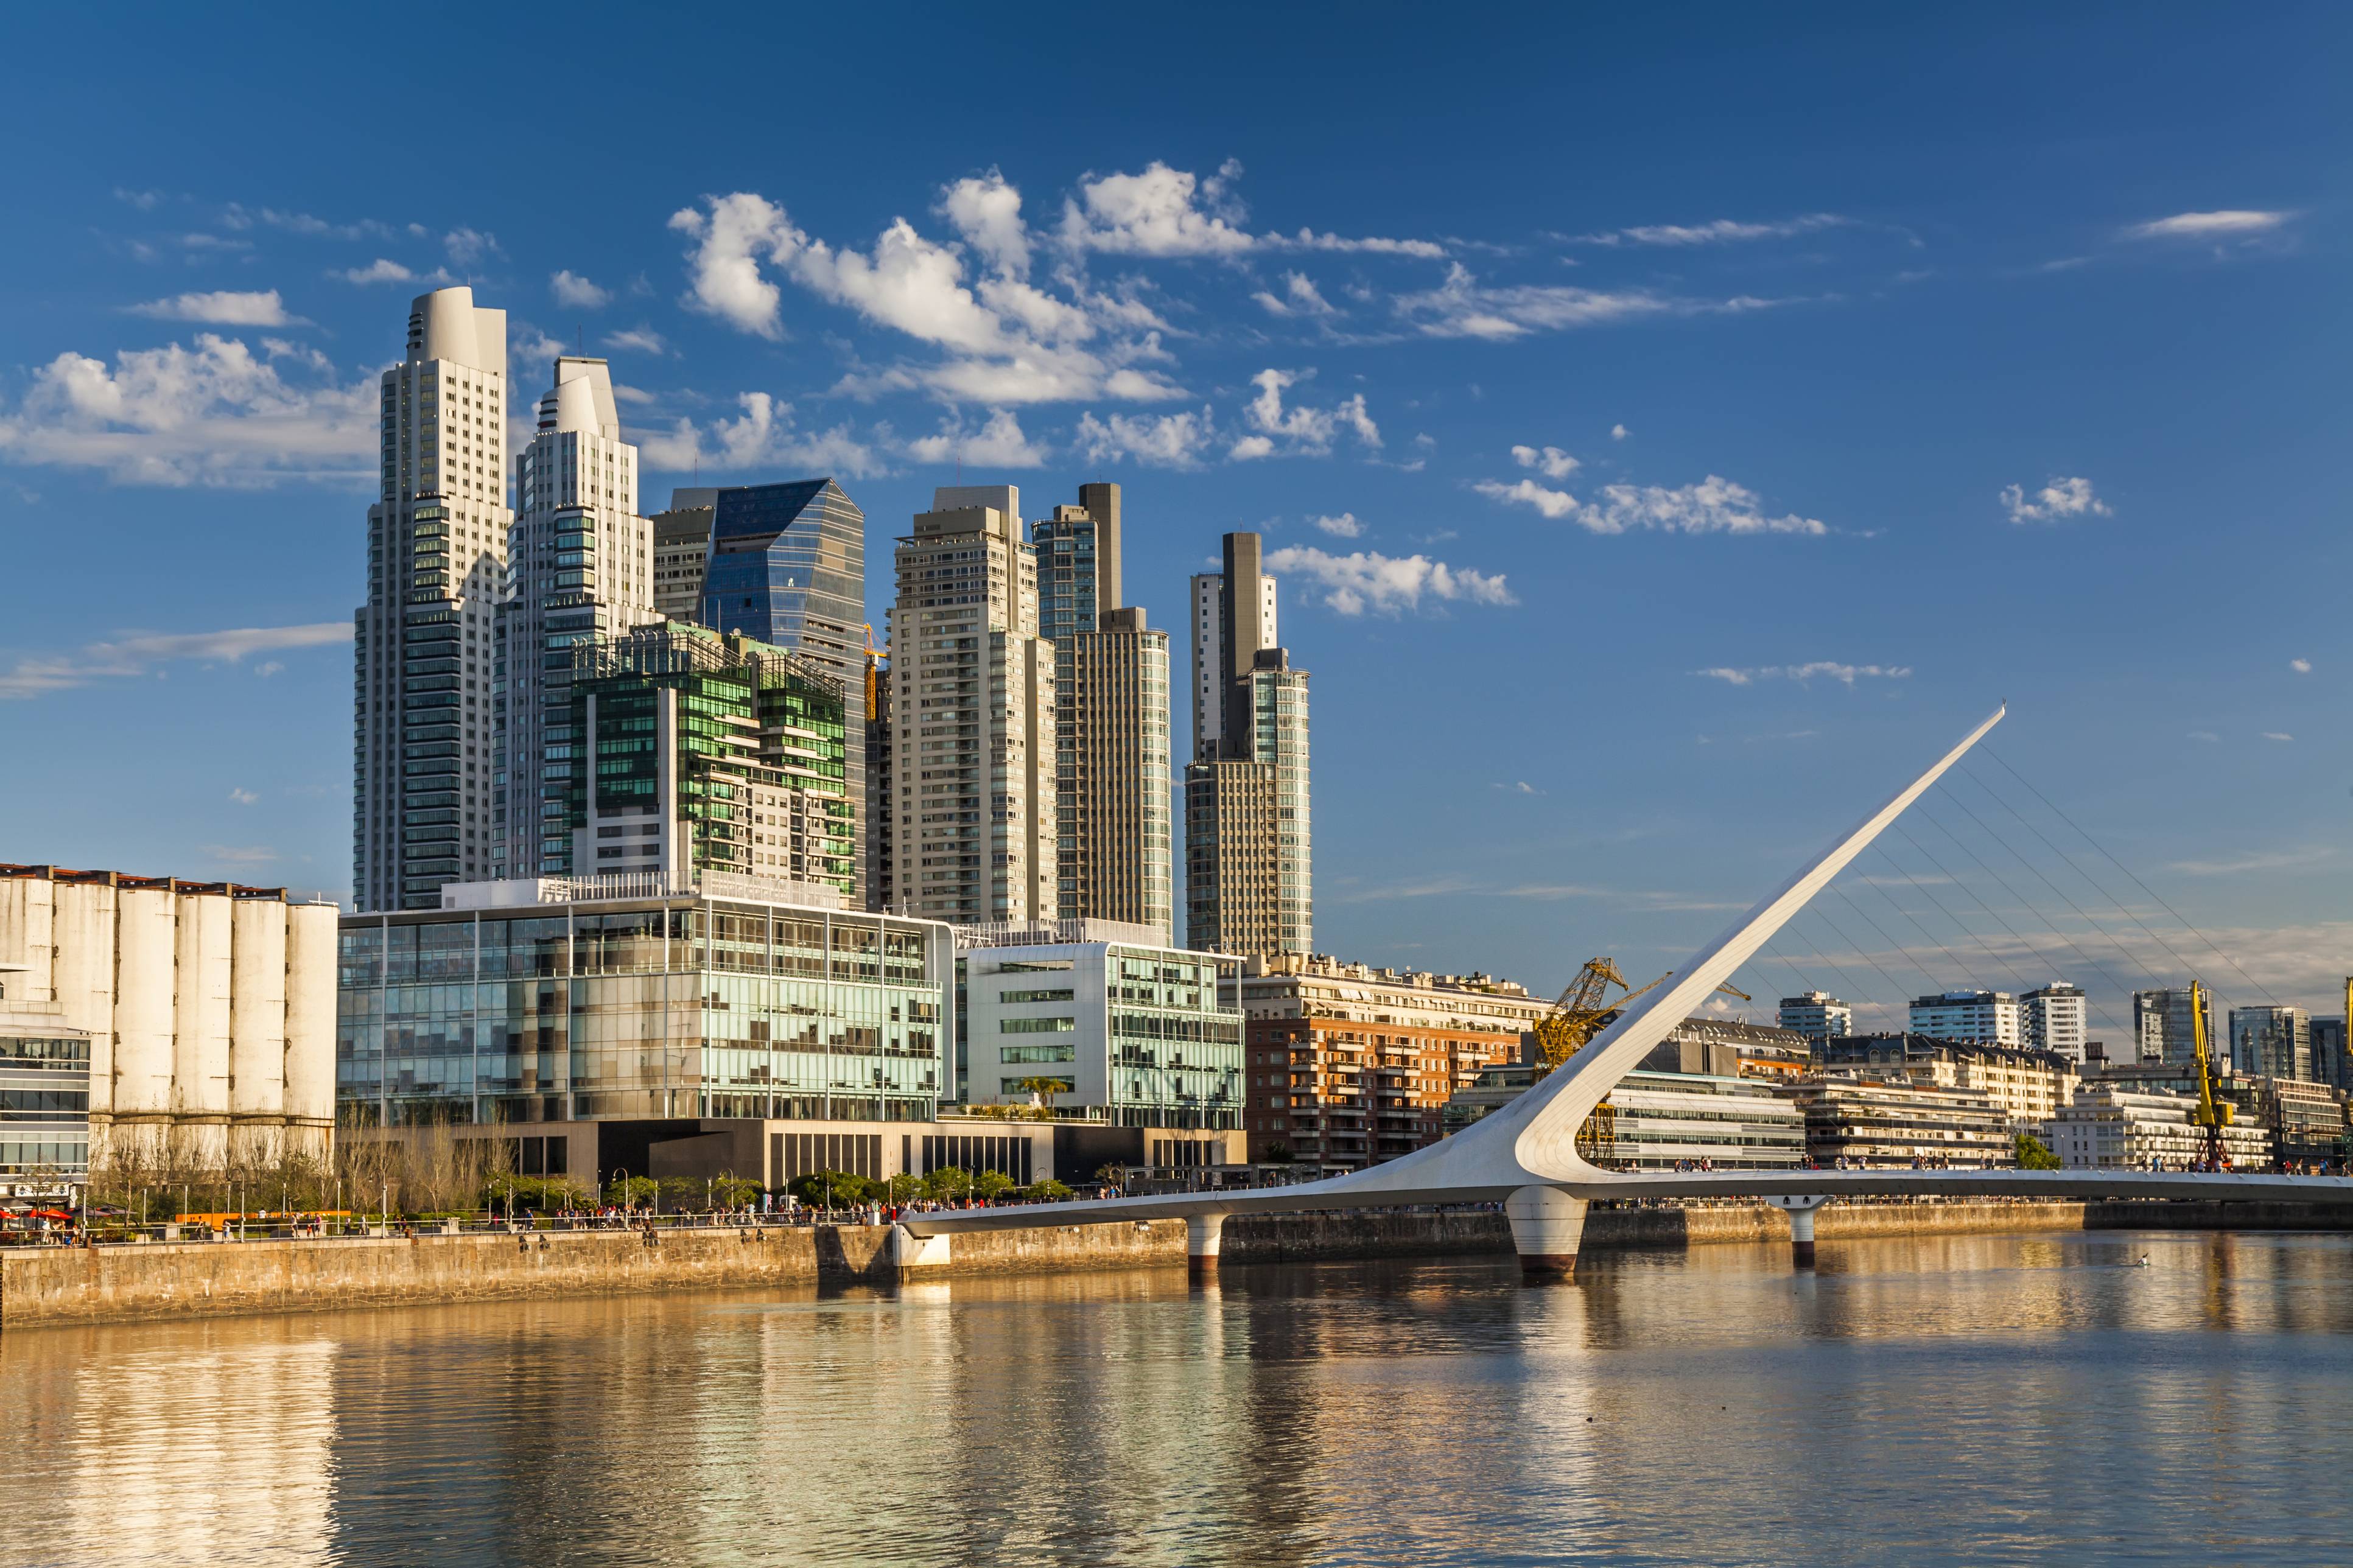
(1263, 1141, 1296, 1165)
(790, 1170, 872, 1209)
(1023, 1179, 1074, 1203)
(1093, 1163, 1126, 1193)
(886, 1172, 926, 1203)
(712, 1175, 762, 1209)
(924, 1166, 973, 1202)
(2015, 1132, 2063, 1171)
(605, 1175, 658, 1206)
(973, 1169, 1015, 1200)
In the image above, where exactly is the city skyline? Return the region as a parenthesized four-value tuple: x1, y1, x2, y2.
(1, 7, 2347, 1017)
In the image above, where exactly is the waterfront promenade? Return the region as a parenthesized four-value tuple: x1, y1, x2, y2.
(12, 1197, 2353, 1328)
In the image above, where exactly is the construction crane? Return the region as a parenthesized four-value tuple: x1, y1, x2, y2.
(861, 623, 888, 725)
(1531, 957, 1753, 1075)
(2187, 979, 2234, 1167)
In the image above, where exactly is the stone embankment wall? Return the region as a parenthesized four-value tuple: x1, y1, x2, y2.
(9, 1199, 2349, 1329)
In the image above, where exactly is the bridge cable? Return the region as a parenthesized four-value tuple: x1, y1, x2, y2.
(1913, 804, 2149, 1014)
(1857, 858, 1983, 994)
(1980, 744, 2279, 1006)
(1869, 838, 2083, 1021)
(1955, 761, 2219, 995)
(1801, 904, 1914, 1017)
(1776, 924, 1882, 1027)
(1932, 777, 2170, 1003)
(1826, 889, 1943, 995)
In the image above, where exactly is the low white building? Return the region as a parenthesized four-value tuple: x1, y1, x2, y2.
(0, 864, 337, 1168)
(1778, 990, 1853, 1040)
(2043, 1085, 2273, 1171)
(957, 920, 1243, 1132)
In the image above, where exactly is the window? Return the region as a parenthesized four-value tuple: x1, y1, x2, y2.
(1000, 988, 1075, 1004)
(1001, 1016, 1076, 1034)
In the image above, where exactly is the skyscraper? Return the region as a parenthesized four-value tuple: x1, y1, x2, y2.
(1033, 484, 1173, 940)
(1185, 533, 1311, 957)
(1190, 536, 1277, 763)
(353, 287, 513, 911)
(651, 494, 715, 623)
(494, 356, 658, 880)
(887, 486, 1056, 922)
(1778, 990, 1853, 1040)
(702, 480, 869, 895)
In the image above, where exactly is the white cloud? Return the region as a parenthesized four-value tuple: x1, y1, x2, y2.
(1060, 159, 1255, 257)
(1694, 662, 1910, 687)
(939, 169, 1031, 278)
(1574, 214, 1849, 247)
(114, 187, 164, 211)
(906, 408, 1045, 468)
(639, 391, 882, 478)
(335, 258, 424, 285)
(228, 788, 259, 805)
(1493, 780, 1543, 796)
(2124, 210, 2293, 241)
(1611, 423, 1628, 440)
(2292, 659, 2312, 674)
(669, 192, 805, 338)
(1074, 406, 1216, 469)
(1474, 477, 1578, 519)
(675, 187, 1184, 407)
(2264, 731, 2294, 742)
(603, 326, 668, 357)
(1230, 368, 1380, 460)
(1396, 262, 1711, 340)
(0, 621, 351, 700)
(2187, 730, 2220, 743)
(1511, 443, 1578, 479)
(1481, 471, 1826, 534)
(1254, 271, 1337, 317)
(443, 227, 498, 264)
(0, 335, 376, 486)
(2168, 847, 2328, 875)
(253, 661, 283, 677)
(1263, 229, 1447, 259)
(1264, 545, 1515, 616)
(127, 289, 303, 327)
(1578, 477, 1826, 536)
(2002, 476, 2111, 523)
(551, 270, 612, 310)
(201, 845, 279, 866)
(1313, 512, 1363, 538)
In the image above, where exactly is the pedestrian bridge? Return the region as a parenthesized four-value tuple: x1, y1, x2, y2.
(898, 705, 2353, 1278)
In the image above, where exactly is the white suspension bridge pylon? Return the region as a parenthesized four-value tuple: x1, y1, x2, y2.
(899, 705, 2353, 1279)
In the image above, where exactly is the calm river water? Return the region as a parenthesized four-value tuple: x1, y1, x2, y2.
(6, 1229, 2352, 1567)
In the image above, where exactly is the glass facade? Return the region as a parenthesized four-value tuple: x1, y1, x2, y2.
(1105, 947, 1244, 1128)
(337, 898, 950, 1128)
(1, 1029, 93, 1193)
(703, 480, 868, 895)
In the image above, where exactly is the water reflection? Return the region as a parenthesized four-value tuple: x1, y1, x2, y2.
(4, 1230, 2351, 1566)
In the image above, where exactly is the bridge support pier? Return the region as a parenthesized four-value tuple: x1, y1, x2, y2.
(1507, 1186, 1589, 1281)
(891, 1225, 951, 1278)
(1763, 1194, 1828, 1267)
(1186, 1213, 1226, 1280)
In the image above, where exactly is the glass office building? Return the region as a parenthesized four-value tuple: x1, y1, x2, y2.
(702, 480, 869, 898)
(0, 1018, 93, 1197)
(337, 890, 952, 1129)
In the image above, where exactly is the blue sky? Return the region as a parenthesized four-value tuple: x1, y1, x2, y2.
(1, 4, 2346, 1036)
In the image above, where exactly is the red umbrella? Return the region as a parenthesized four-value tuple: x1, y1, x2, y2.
(29, 1209, 75, 1222)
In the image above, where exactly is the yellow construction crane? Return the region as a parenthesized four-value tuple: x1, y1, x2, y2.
(2187, 979, 2234, 1167)
(1531, 957, 1753, 1074)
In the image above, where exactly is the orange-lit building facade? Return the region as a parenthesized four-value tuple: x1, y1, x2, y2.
(1230, 954, 1550, 1173)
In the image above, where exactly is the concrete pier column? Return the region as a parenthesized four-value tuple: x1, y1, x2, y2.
(1507, 1186, 1590, 1281)
(1186, 1213, 1227, 1279)
(1764, 1194, 1828, 1267)
(891, 1224, 950, 1279)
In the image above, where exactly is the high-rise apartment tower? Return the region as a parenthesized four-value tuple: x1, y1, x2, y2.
(353, 287, 513, 911)
(887, 486, 1057, 922)
(1185, 533, 1311, 957)
(493, 357, 658, 879)
(1033, 484, 1173, 941)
